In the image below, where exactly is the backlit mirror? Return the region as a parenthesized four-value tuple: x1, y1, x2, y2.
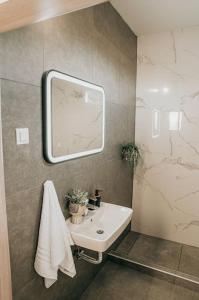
(43, 70, 105, 163)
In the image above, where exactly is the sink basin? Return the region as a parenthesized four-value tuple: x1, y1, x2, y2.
(66, 202, 133, 252)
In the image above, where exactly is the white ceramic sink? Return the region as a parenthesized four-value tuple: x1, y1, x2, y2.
(66, 202, 133, 252)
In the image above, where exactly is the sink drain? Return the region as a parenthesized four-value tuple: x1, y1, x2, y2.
(96, 229, 104, 234)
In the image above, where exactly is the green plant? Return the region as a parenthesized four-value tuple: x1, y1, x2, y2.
(121, 143, 140, 168)
(66, 189, 88, 205)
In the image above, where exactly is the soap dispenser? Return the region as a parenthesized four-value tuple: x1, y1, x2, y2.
(88, 193, 97, 209)
(95, 189, 103, 207)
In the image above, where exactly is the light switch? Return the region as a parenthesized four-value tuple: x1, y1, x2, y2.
(16, 128, 29, 145)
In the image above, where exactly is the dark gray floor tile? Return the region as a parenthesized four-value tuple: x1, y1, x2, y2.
(99, 289, 130, 300)
(172, 284, 199, 300)
(175, 276, 199, 294)
(81, 261, 175, 300)
(80, 261, 120, 300)
(109, 251, 177, 284)
(128, 234, 182, 269)
(179, 245, 199, 277)
(116, 231, 140, 255)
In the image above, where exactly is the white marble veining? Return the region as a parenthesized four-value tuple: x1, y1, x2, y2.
(133, 27, 199, 247)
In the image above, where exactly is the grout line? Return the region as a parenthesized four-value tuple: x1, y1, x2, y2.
(109, 252, 199, 285)
(0, 77, 40, 88)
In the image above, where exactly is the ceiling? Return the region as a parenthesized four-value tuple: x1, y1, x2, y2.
(0, 0, 106, 33)
(1, 0, 199, 36)
(111, 0, 199, 36)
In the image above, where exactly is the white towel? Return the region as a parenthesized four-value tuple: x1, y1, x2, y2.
(34, 180, 76, 288)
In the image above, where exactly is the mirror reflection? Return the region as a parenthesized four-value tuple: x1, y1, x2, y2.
(43, 71, 105, 163)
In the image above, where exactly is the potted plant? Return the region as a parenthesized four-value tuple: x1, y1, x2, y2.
(121, 143, 140, 168)
(66, 189, 88, 224)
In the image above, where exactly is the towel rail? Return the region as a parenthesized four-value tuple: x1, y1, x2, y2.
(75, 247, 103, 264)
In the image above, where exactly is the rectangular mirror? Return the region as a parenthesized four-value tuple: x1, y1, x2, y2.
(43, 70, 105, 164)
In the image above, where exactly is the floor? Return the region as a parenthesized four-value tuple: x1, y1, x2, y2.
(80, 261, 199, 300)
(80, 232, 199, 299)
(114, 231, 199, 278)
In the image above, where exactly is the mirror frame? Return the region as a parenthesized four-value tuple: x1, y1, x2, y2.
(42, 70, 105, 164)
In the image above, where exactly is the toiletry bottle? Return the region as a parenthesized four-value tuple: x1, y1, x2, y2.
(95, 189, 103, 207)
(88, 193, 97, 209)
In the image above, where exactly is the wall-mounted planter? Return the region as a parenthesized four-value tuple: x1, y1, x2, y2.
(121, 143, 140, 168)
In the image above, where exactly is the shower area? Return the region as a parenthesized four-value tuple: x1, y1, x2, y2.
(110, 27, 199, 284)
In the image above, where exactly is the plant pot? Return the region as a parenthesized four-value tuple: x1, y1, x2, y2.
(71, 214, 83, 224)
(69, 202, 87, 224)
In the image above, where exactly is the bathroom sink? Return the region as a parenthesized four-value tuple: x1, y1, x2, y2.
(66, 202, 133, 252)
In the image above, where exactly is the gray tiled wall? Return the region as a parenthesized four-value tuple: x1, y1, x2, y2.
(0, 3, 137, 300)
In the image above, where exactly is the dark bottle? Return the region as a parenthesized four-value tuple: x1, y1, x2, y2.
(88, 193, 97, 209)
(95, 189, 103, 207)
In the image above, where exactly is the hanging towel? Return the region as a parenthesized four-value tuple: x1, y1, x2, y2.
(34, 180, 76, 288)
